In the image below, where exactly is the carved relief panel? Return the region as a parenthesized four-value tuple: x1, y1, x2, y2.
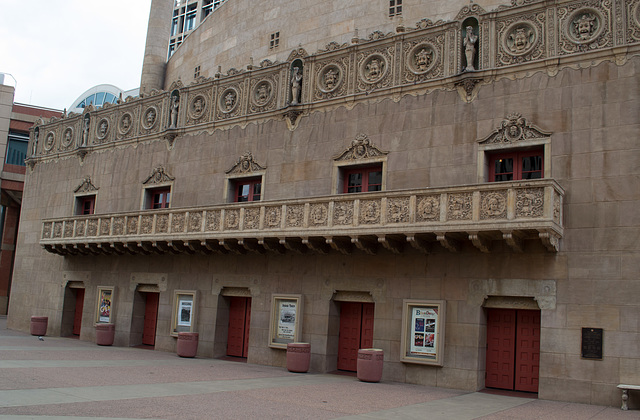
(286, 205, 305, 228)
(94, 115, 113, 145)
(480, 191, 508, 220)
(216, 84, 244, 120)
(359, 199, 381, 225)
(60, 122, 78, 152)
(43, 130, 57, 154)
(333, 201, 354, 226)
(309, 203, 328, 227)
(139, 101, 163, 136)
(403, 34, 445, 83)
(558, 2, 612, 54)
(205, 210, 220, 232)
(116, 108, 138, 141)
(249, 75, 278, 114)
(186, 87, 214, 125)
(265, 206, 282, 229)
(314, 56, 349, 100)
(356, 47, 395, 92)
(516, 188, 544, 218)
(627, 0, 640, 42)
(447, 193, 472, 221)
(497, 11, 546, 66)
(387, 197, 410, 224)
(416, 195, 440, 222)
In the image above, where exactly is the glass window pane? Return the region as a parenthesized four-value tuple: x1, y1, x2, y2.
(95, 92, 105, 106)
(348, 173, 362, 187)
(367, 170, 382, 191)
(253, 183, 262, 200)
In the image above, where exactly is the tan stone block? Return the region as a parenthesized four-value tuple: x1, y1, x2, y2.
(619, 358, 640, 384)
(405, 363, 438, 386)
(590, 382, 622, 407)
(541, 327, 580, 354)
(568, 254, 620, 279)
(620, 306, 640, 332)
(436, 367, 479, 391)
(541, 304, 567, 329)
(604, 331, 640, 358)
(566, 305, 620, 330)
(445, 323, 480, 347)
(538, 377, 592, 404)
(594, 280, 640, 306)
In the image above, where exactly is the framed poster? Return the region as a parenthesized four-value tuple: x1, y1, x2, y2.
(95, 286, 115, 324)
(400, 300, 446, 366)
(268, 294, 303, 349)
(171, 290, 197, 336)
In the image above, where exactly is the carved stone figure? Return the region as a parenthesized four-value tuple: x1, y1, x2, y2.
(193, 97, 204, 114)
(256, 83, 270, 103)
(509, 27, 532, 53)
(366, 58, 382, 81)
(98, 120, 108, 138)
(574, 13, 597, 41)
(324, 68, 338, 90)
(44, 133, 55, 150)
(224, 91, 236, 111)
(121, 114, 131, 132)
(463, 26, 478, 71)
(290, 67, 302, 105)
(63, 128, 73, 147)
(145, 108, 156, 127)
(81, 116, 90, 146)
(415, 48, 433, 71)
(170, 95, 179, 128)
(32, 128, 39, 155)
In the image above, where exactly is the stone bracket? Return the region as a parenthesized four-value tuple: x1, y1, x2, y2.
(469, 232, 491, 253)
(437, 234, 460, 252)
(378, 235, 403, 254)
(406, 234, 430, 253)
(503, 231, 524, 253)
(351, 236, 377, 255)
(326, 236, 353, 254)
(539, 230, 560, 252)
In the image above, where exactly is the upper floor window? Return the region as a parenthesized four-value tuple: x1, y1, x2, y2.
(235, 178, 262, 202)
(147, 187, 171, 209)
(489, 149, 543, 182)
(389, 0, 402, 17)
(476, 114, 551, 184)
(343, 165, 383, 193)
(269, 32, 280, 49)
(76, 195, 96, 215)
(6, 131, 29, 166)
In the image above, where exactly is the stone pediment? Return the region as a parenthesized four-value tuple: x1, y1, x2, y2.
(74, 176, 99, 194)
(479, 113, 551, 145)
(143, 165, 175, 185)
(334, 133, 387, 161)
(226, 152, 266, 175)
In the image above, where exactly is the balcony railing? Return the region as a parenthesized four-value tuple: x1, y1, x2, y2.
(41, 179, 564, 256)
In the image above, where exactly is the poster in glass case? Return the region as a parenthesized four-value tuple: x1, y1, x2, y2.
(269, 294, 303, 349)
(400, 300, 446, 366)
(95, 286, 115, 324)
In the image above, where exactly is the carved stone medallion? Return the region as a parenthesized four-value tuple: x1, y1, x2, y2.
(407, 43, 437, 74)
(252, 80, 273, 107)
(61, 127, 74, 148)
(44, 132, 55, 152)
(188, 212, 202, 232)
(359, 200, 381, 224)
(189, 94, 207, 120)
(142, 106, 158, 130)
(225, 209, 240, 230)
(265, 207, 282, 228)
(96, 118, 109, 141)
(119, 112, 133, 136)
(502, 21, 538, 57)
(567, 8, 603, 43)
(360, 53, 388, 84)
(480, 191, 507, 219)
(416, 196, 440, 221)
(318, 64, 342, 93)
(220, 87, 239, 114)
(310, 204, 328, 226)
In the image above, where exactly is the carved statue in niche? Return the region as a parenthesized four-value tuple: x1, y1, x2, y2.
(32, 128, 39, 155)
(463, 26, 478, 71)
(170, 94, 179, 128)
(415, 48, 433, 71)
(224, 91, 236, 111)
(574, 13, 597, 41)
(290, 67, 302, 105)
(81, 116, 90, 146)
(324, 68, 338, 90)
(366, 58, 382, 81)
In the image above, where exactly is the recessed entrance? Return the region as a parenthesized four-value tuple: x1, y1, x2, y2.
(61, 282, 85, 337)
(142, 292, 159, 346)
(227, 296, 251, 358)
(337, 302, 374, 371)
(486, 308, 540, 393)
(72, 288, 85, 336)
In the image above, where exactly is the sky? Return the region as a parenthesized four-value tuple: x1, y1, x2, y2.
(0, 0, 153, 110)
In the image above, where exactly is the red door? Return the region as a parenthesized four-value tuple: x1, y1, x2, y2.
(72, 288, 85, 335)
(486, 308, 540, 392)
(227, 297, 251, 357)
(142, 293, 159, 346)
(515, 310, 540, 392)
(337, 302, 375, 371)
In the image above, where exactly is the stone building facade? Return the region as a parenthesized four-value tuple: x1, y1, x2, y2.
(7, 0, 640, 408)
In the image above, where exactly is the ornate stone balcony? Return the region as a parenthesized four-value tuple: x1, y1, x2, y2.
(41, 179, 564, 256)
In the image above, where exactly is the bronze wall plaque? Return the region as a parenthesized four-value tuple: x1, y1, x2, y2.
(581, 327, 603, 360)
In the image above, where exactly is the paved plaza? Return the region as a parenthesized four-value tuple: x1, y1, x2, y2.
(0, 316, 636, 420)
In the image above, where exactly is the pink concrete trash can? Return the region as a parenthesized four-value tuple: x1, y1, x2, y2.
(357, 348, 384, 382)
(95, 323, 115, 346)
(30, 316, 48, 336)
(177, 332, 199, 357)
(286, 342, 311, 373)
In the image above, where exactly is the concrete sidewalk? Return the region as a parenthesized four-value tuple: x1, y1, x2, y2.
(0, 316, 634, 420)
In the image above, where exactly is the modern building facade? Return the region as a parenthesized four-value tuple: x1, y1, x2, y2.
(7, 0, 640, 408)
(0, 74, 61, 314)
